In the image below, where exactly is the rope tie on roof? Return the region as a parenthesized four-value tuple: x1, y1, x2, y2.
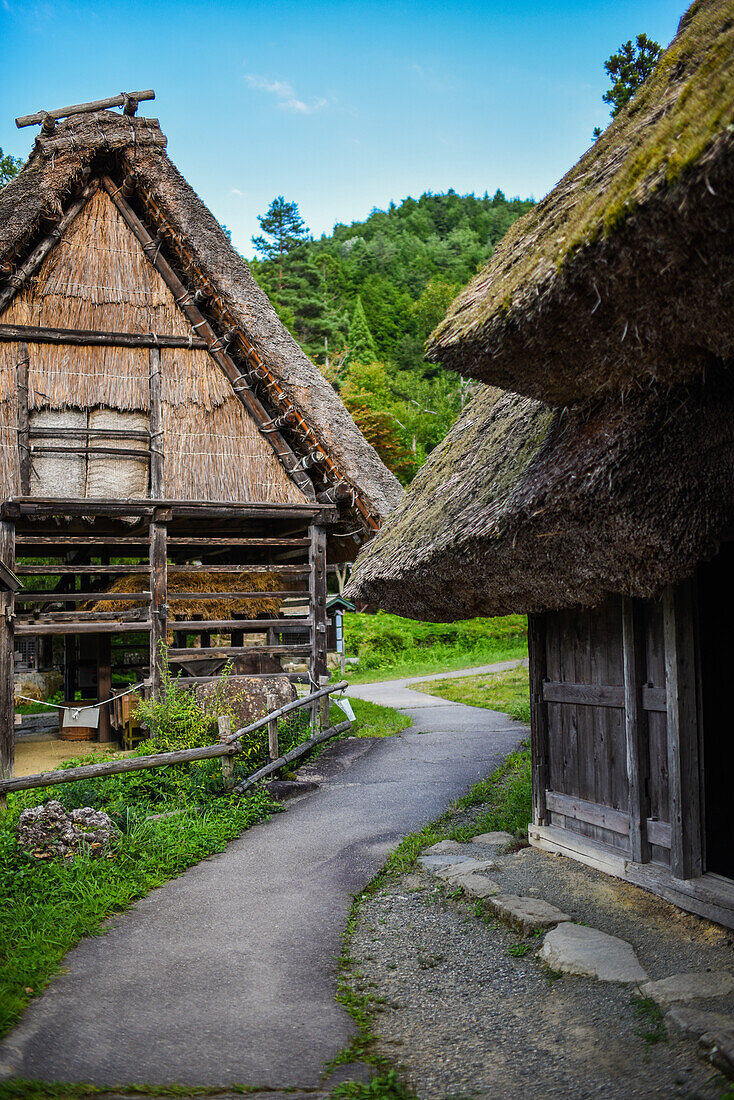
(191, 320, 207, 331)
(175, 291, 193, 307)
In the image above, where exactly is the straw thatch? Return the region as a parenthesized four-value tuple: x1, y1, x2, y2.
(0, 112, 403, 524)
(427, 0, 734, 406)
(346, 367, 734, 620)
(88, 570, 283, 620)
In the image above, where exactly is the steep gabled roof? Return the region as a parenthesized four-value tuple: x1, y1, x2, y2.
(346, 371, 734, 619)
(0, 110, 403, 529)
(427, 0, 734, 406)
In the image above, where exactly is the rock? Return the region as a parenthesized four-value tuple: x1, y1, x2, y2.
(666, 1006, 734, 1039)
(539, 922, 648, 983)
(15, 680, 43, 702)
(16, 800, 119, 859)
(640, 971, 734, 1008)
(425, 840, 468, 855)
(14, 670, 62, 702)
(418, 853, 481, 871)
(454, 873, 502, 899)
(266, 779, 319, 801)
(196, 675, 296, 729)
(487, 894, 572, 934)
(471, 831, 514, 847)
(699, 1027, 734, 1080)
(434, 858, 500, 882)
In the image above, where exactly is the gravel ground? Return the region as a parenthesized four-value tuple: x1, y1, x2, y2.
(348, 831, 734, 1100)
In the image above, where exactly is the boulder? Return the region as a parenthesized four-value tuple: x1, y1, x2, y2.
(195, 675, 297, 730)
(16, 800, 119, 859)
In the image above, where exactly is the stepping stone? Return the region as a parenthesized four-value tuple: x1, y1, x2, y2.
(487, 894, 571, 934)
(699, 1027, 734, 1080)
(471, 831, 514, 847)
(539, 922, 648, 983)
(640, 971, 734, 1008)
(424, 840, 468, 855)
(666, 1006, 734, 1039)
(418, 853, 481, 871)
(454, 873, 501, 899)
(434, 859, 500, 882)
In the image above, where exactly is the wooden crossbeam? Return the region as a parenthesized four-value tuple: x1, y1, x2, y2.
(16, 90, 155, 128)
(0, 323, 207, 349)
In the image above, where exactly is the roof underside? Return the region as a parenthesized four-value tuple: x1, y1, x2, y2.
(346, 369, 734, 619)
(0, 111, 403, 531)
(427, 0, 734, 406)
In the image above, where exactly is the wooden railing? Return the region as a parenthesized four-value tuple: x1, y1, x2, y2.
(0, 680, 350, 800)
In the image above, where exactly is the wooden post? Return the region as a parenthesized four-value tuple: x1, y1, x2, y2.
(528, 613, 549, 827)
(97, 634, 113, 743)
(309, 523, 328, 688)
(266, 693, 278, 761)
(148, 346, 163, 498)
(16, 343, 30, 495)
(622, 597, 650, 864)
(218, 715, 234, 790)
(663, 581, 703, 880)
(149, 519, 168, 700)
(319, 674, 330, 731)
(0, 519, 15, 788)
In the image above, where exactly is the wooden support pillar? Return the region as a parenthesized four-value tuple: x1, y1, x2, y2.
(0, 519, 15, 784)
(622, 597, 650, 864)
(149, 519, 168, 700)
(148, 346, 163, 497)
(663, 580, 703, 880)
(309, 523, 328, 688)
(97, 634, 112, 743)
(528, 613, 549, 827)
(16, 342, 30, 495)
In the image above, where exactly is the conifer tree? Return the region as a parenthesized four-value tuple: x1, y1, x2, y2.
(347, 296, 378, 366)
(252, 197, 310, 290)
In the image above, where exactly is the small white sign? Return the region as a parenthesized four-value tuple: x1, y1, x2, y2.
(63, 706, 100, 730)
(332, 695, 356, 722)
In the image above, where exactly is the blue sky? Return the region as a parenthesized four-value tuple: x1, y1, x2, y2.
(1, 0, 683, 257)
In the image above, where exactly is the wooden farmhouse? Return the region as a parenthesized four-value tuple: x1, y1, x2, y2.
(348, 0, 734, 927)
(0, 97, 402, 775)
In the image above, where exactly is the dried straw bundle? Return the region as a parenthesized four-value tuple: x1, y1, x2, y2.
(89, 570, 285, 620)
(163, 396, 304, 503)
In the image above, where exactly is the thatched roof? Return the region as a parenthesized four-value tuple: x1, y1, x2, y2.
(0, 111, 402, 526)
(346, 368, 734, 619)
(427, 0, 734, 406)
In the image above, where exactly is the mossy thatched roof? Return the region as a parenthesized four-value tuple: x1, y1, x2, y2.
(427, 0, 734, 406)
(346, 370, 734, 619)
(0, 112, 403, 527)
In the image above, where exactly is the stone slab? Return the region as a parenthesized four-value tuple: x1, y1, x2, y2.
(539, 922, 648, 983)
(699, 1027, 734, 1080)
(424, 840, 468, 855)
(454, 873, 502, 899)
(434, 858, 501, 882)
(418, 853, 479, 872)
(666, 1006, 734, 1040)
(486, 894, 571, 934)
(640, 971, 734, 1008)
(471, 831, 514, 847)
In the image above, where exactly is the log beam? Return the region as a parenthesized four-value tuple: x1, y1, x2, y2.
(149, 521, 167, 697)
(0, 323, 207, 349)
(0, 520, 15, 784)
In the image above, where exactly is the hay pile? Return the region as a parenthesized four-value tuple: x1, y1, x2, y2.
(88, 570, 284, 621)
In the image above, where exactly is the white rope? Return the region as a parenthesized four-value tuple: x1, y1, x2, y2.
(17, 680, 144, 719)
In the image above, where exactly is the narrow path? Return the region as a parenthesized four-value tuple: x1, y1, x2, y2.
(0, 663, 526, 1089)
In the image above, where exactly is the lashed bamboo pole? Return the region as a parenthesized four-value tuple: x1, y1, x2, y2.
(16, 90, 155, 127)
(0, 324, 207, 349)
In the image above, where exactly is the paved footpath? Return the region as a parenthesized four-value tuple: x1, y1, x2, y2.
(0, 662, 527, 1090)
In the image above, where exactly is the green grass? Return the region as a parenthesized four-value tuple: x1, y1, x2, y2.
(413, 665, 530, 723)
(341, 611, 527, 684)
(332, 697, 412, 739)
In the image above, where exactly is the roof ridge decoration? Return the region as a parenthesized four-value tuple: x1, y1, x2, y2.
(0, 111, 403, 532)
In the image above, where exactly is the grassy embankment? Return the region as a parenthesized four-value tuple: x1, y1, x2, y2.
(412, 664, 531, 723)
(341, 611, 528, 683)
(0, 678, 407, 1041)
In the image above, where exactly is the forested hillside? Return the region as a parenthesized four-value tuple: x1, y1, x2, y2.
(250, 189, 534, 482)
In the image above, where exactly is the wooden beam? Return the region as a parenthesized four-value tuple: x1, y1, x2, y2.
(97, 634, 113, 743)
(170, 618, 310, 632)
(16, 90, 155, 127)
(4, 498, 334, 521)
(542, 681, 624, 707)
(622, 597, 650, 864)
(0, 323, 207, 349)
(149, 521, 167, 697)
(0, 181, 98, 314)
(149, 346, 163, 497)
(15, 565, 152, 575)
(17, 591, 152, 602)
(16, 621, 152, 636)
(545, 790, 630, 836)
(15, 535, 310, 547)
(168, 645, 311, 659)
(309, 523, 328, 684)
(99, 175, 315, 501)
(0, 520, 15, 785)
(528, 612, 549, 827)
(663, 580, 703, 880)
(15, 343, 29, 495)
(646, 818, 672, 849)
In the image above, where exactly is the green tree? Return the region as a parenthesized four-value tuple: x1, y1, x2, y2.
(0, 149, 23, 187)
(252, 196, 310, 290)
(593, 33, 662, 137)
(347, 295, 378, 366)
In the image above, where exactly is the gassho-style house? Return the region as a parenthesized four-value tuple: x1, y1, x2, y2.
(348, 0, 734, 928)
(0, 93, 401, 775)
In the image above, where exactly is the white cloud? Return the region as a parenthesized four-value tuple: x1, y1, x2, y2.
(231, 188, 245, 196)
(243, 73, 327, 115)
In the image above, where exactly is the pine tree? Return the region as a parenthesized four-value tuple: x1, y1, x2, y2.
(347, 296, 377, 366)
(252, 197, 310, 290)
